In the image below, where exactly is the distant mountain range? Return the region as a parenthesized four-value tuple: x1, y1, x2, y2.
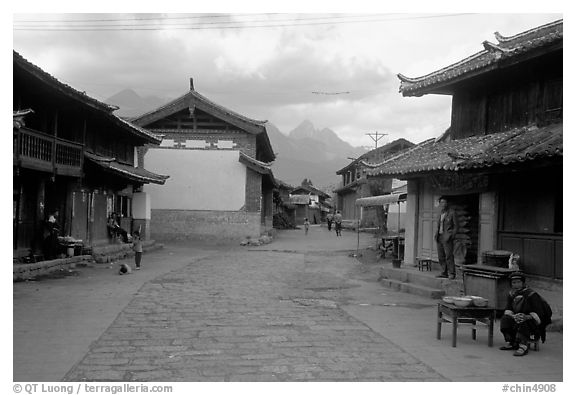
(106, 89, 167, 117)
(265, 122, 367, 191)
(106, 89, 368, 193)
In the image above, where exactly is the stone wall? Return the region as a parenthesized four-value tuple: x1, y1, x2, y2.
(151, 209, 262, 242)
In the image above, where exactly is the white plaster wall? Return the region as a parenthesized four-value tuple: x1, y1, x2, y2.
(132, 192, 150, 220)
(143, 149, 246, 210)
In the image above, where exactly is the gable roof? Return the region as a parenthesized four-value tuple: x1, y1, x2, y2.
(367, 123, 562, 177)
(336, 138, 414, 174)
(13, 51, 162, 144)
(132, 82, 275, 161)
(398, 19, 562, 97)
(291, 185, 330, 199)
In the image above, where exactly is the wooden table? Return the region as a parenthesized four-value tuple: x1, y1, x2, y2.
(436, 301, 495, 347)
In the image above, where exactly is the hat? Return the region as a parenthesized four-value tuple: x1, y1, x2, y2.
(509, 271, 526, 282)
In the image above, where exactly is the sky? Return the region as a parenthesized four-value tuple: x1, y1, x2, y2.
(9, 3, 564, 150)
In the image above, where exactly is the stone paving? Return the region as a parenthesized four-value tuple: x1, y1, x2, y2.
(64, 250, 445, 382)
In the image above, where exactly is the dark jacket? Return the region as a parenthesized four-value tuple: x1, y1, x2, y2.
(505, 287, 551, 342)
(434, 208, 458, 243)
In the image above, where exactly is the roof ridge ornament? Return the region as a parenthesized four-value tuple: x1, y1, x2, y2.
(482, 40, 514, 54)
(494, 19, 562, 43)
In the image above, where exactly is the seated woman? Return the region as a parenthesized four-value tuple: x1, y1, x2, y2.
(107, 213, 129, 243)
(499, 272, 551, 356)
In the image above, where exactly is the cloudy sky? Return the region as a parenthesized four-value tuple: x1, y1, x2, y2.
(11, 3, 563, 148)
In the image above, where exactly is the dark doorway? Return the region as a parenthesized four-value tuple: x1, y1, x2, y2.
(447, 194, 480, 266)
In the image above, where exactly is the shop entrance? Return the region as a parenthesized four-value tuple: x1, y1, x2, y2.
(447, 194, 480, 266)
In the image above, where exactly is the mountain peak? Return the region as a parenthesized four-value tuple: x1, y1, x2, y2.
(289, 120, 316, 139)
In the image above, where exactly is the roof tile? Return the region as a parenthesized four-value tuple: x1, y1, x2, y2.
(367, 123, 562, 177)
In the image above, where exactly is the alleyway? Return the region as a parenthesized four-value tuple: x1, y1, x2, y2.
(13, 226, 563, 382)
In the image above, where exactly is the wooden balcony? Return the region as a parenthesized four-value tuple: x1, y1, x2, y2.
(14, 127, 83, 176)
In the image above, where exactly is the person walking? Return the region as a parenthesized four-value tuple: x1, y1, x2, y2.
(132, 230, 143, 270)
(326, 212, 334, 231)
(334, 211, 343, 237)
(304, 218, 310, 235)
(434, 196, 458, 279)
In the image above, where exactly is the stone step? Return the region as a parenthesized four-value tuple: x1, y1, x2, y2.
(92, 240, 163, 263)
(380, 266, 463, 289)
(379, 278, 446, 299)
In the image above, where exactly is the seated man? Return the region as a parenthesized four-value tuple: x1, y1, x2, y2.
(499, 271, 551, 356)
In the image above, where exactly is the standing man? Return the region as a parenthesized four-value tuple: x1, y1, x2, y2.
(434, 196, 458, 279)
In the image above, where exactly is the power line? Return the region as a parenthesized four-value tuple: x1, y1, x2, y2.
(14, 13, 282, 23)
(311, 91, 350, 95)
(14, 13, 383, 25)
(14, 14, 399, 29)
(13, 13, 474, 31)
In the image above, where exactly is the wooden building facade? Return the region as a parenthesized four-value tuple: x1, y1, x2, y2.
(289, 180, 331, 225)
(13, 51, 167, 260)
(334, 139, 414, 227)
(132, 79, 276, 242)
(369, 20, 563, 280)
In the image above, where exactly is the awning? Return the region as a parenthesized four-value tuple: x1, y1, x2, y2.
(355, 193, 407, 207)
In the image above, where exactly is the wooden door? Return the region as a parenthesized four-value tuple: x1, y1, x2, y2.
(417, 188, 437, 260)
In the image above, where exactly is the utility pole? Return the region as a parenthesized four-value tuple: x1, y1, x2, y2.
(366, 131, 387, 149)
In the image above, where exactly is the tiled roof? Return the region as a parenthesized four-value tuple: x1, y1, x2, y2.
(398, 19, 562, 96)
(336, 138, 414, 174)
(85, 152, 169, 185)
(136, 88, 267, 129)
(132, 84, 274, 161)
(14, 51, 161, 144)
(14, 51, 115, 112)
(332, 178, 365, 194)
(238, 152, 276, 187)
(368, 123, 562, 177)
(291, 185, 330, 199)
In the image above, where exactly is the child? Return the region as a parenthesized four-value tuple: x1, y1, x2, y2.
(132, 230, 143, 270)
(304, 218, 310, 235)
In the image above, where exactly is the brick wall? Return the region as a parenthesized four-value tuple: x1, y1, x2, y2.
(245, 168, 262, 213)
(150, 209, 262, 242)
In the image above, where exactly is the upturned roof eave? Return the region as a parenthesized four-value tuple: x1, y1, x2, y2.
(14, 51, 116, 113)
(397, 19, 563, 97)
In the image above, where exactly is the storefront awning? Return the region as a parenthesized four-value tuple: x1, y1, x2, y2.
(355, 193, 407, 207)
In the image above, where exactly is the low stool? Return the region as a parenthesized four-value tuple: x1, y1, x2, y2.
(527, 335, 540, 351)
(417, 258, 432, 271)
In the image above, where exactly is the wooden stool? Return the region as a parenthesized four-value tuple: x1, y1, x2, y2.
(417, 258, 432, 271)
(528, 335, 540, 351)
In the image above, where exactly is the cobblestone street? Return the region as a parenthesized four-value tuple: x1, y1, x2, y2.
(14, 227, 563, 383)
(63, 247, 443, 381)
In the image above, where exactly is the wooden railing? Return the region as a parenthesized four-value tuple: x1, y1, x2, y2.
(14, 127, 83, 174)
